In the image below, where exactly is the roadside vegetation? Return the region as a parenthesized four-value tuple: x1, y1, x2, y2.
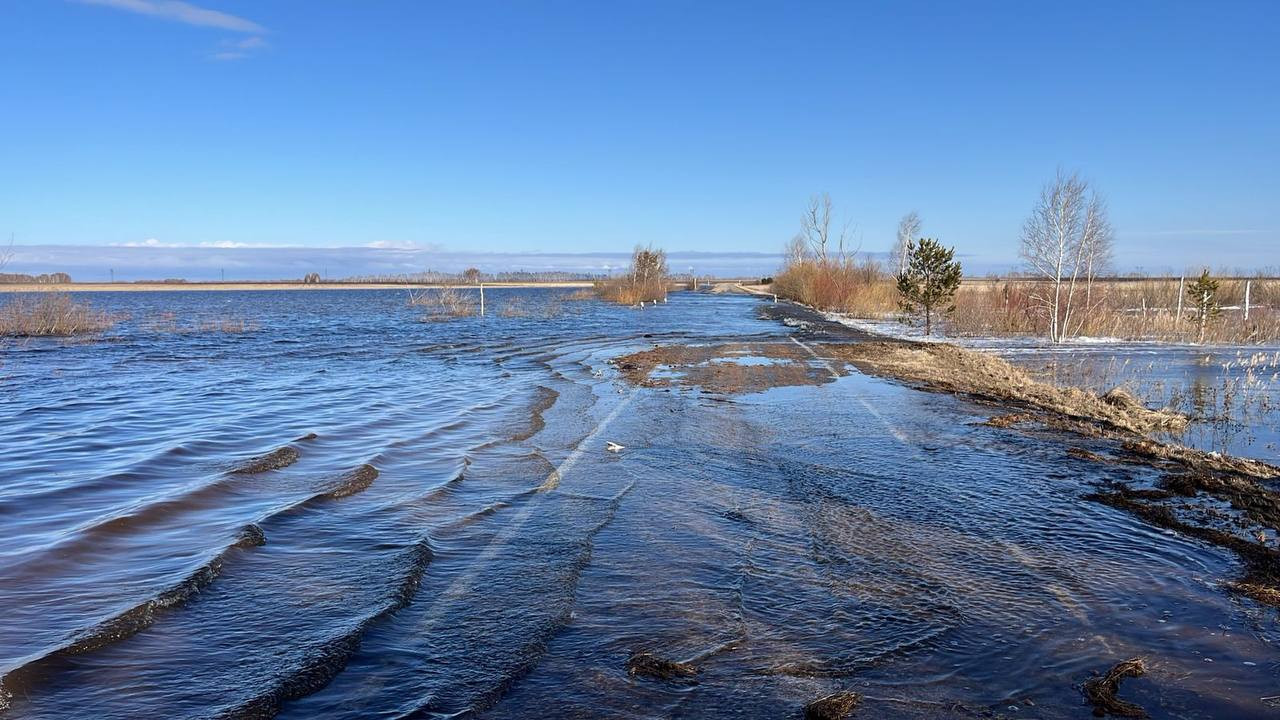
(895, 238, 962, 336)
(594, 245, 669, 304)
(0, 293, 117, 337)
(770, 177, 1280, 344)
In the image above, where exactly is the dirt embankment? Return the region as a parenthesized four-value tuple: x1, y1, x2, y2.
(822, 341, 1187, 436)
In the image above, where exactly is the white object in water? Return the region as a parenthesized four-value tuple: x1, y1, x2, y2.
(606, 441, 625, 453)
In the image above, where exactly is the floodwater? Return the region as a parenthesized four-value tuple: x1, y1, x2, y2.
(1005, 344, 1280, 465)
(1, 289, 1277, 718)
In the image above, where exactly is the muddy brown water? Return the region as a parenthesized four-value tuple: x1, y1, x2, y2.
(0, 289, 1277, 718)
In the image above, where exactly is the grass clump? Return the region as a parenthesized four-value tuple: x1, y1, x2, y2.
(408, 287, 477, 320)
(595, 246, 669, 305)
(0, 293, 117, 337)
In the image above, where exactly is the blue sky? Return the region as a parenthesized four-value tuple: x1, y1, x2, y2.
(2, 0, 1277, 279)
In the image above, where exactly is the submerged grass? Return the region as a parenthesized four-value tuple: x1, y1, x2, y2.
(0, 293, 118, 337)
(408, 287, 477, 320)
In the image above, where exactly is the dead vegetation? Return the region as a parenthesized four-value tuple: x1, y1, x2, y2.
(1082, 657, 1148, 718)
(770, 271, 1280, 344)
(408, 287, 477, 320)
(595, 246, 669, 305)
(822, 341, 1187, 436)
(803, 691, 862, 720)
(0, 293, 118, 337)
(624, 651, 699, 683)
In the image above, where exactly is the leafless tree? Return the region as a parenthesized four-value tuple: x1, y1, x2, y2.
(784, 233, 809, 266)
(1069, 193, 1114, 335)
(800, 193, 850, 262)
(1019, 170, 1112, 342)
(891, 211, 921, 275)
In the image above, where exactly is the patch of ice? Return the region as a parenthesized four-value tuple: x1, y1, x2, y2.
(820, 312, 946, 343)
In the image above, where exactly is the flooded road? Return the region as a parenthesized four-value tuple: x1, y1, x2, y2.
(1, 290, 1277, 718)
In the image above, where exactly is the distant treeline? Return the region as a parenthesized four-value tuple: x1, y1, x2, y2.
(0, 272, 72, 284)
(342, 269, 605, 283)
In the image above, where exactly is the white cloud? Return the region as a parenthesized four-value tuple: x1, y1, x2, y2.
(209, 34, 268, 60)
(365, 240, 422, 250)
(76, 0, 265, 33)
(112, 239, 298, 249)
(114, 237, 179, 247)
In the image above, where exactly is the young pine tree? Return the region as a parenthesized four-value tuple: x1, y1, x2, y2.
(1187, 268, 1220, 343)
(896, 238, 963, 336)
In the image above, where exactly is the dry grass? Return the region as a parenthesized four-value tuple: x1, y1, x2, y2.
(772, 269, 1280, 344)
(559, 288, 596, 301)
(0, 293, 118, 337)
(771, 257, 896, 316)
(949, 277, 1280, 343)
(594, 246, 670, 305)
(594, 277, 668, 305)
(408, 287, 477, 320)
(823, 340, 1188, 435)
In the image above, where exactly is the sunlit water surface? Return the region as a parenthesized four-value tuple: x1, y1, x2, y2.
(1, 290, 1277, 718)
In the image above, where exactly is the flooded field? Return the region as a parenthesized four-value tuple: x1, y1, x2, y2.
(2, 289, 1278, 718)
(1008, 345, 1280, 465)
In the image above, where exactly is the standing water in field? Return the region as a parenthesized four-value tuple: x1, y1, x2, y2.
(1, 289, 1277, 718)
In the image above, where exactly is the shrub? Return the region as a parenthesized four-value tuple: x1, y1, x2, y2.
(595, 246, 669, 304)
(408, 287, 477, 320)
(0, 293, 117, 337)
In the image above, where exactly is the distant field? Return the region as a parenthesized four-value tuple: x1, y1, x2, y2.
(0, 281, 597, 292)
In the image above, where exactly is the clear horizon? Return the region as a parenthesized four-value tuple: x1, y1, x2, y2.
(3, 1, 1277, 278)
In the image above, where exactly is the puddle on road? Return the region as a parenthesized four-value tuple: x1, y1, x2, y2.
(613, 342, 844, 394)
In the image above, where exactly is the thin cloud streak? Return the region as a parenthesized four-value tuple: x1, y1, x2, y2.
(4, 245, 786, 282)
(1120, 229, 1268, 237)
(76, 0, 265, 34)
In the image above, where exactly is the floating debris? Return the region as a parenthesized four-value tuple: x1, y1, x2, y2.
(1082, 657, 1147, 718)
(624, 651, 699, 683)
(803, 691, 862, 720)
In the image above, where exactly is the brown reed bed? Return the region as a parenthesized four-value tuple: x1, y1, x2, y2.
(408, 287, 478, 320)
(0, 293, 118, 337)
(770, 266, 1280, 345)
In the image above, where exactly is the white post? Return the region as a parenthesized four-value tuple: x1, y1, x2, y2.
(1244, 279, 1251, 321)
(479, 283, 485, 316)
(1176, 274, 1185, 328)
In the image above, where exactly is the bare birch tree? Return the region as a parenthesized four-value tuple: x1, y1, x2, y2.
(1019, 170, 1112, 342)
(1071, 193, 1114, 335)
(891, 211, 921, 275)
(800, 193, 849, 262)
